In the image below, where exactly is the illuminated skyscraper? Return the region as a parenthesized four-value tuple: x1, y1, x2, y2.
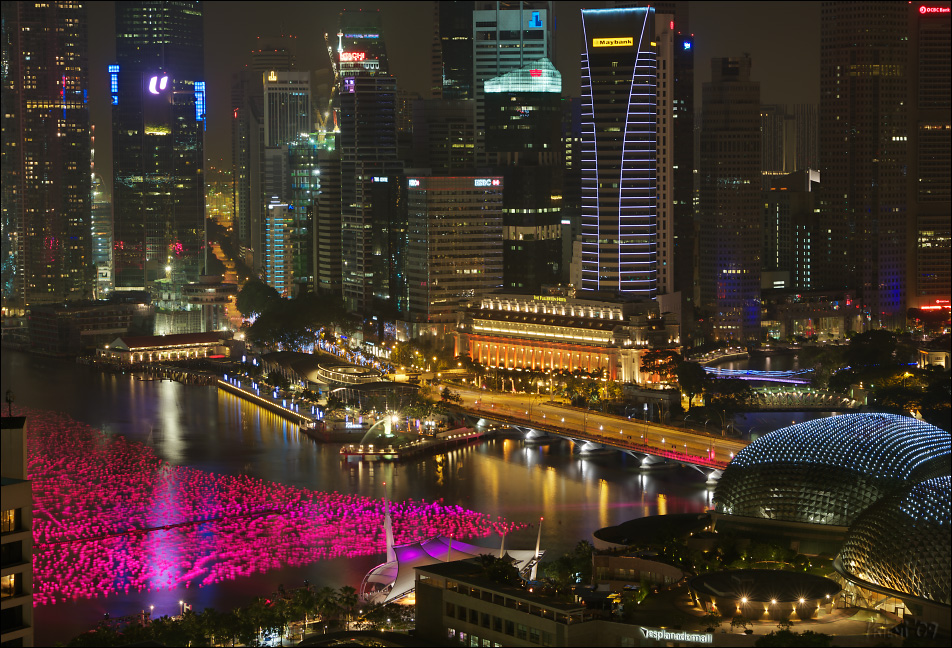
(112, 1, 204, 292)
(2, 1, 91, 308)
(578, 7, 657, 296)
(473, 2, 551, 159)
(337, 10, 403, 313)
(484, 59, 563, 292)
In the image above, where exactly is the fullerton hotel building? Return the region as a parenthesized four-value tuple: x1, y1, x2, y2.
(454, 289, 681, 385)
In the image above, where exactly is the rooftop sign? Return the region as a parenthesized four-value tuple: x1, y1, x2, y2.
(639, 627, 713, 644)
(593, 37, 633, 47)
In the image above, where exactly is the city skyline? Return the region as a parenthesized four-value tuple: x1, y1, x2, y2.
(85, 1, 823, 190)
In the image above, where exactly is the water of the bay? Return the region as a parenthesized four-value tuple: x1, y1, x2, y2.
(2, 350, 715, 645)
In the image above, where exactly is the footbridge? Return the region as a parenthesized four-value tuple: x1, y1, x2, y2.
(750, 386, 861, 411)
(445, 386, 748, 481)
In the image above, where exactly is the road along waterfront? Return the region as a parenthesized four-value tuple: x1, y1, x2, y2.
(2, 349, 713, 645)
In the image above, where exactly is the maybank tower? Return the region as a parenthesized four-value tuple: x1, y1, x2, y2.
(579, 7, 657, 296)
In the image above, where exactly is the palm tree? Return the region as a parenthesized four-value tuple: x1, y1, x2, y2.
(338, 585, 359, 630)
(316, 586, 341, 630)
(290, 585, 318, 638)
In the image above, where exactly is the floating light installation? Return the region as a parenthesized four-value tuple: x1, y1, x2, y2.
(19, 407, 526, 606)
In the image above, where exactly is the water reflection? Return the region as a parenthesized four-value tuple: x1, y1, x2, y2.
(1, 351, 711, 645)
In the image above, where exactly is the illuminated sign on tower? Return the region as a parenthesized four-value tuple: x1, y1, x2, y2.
(148, 74, 169, 94)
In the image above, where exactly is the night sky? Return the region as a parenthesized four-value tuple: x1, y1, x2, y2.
(86, 1, 820, 189)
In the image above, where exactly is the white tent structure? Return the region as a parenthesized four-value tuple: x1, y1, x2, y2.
(359, 497, 542, 604)
(360, 535, 539, 604)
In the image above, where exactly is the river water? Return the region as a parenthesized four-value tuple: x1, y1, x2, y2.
(2, 350, 714, 645)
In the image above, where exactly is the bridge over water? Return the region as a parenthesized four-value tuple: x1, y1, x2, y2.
(750, 386, 862, 411)
(446, 386, 748, 481)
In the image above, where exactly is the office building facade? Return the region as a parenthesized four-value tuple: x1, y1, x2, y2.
(407, 175, 503, 327)
(485, 59, 563, 292)
(906, 2, 950, 313)
(819, 2, 909, 327)
(699, 56, 762, 343)
(434, 1, 475, 99)
(337, 11, 402, 313)
(231, 37, 295, 266)
(112, 1, 204, 292)
(473, 2, 551, 158)
(2, 1, 91, 308)
(578, 7, 657, 296)
(1, 417, 33, 647)
(263, 200, 292, 297)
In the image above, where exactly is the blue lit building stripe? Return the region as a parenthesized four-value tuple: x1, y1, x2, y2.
(579, 7, 657, 296)
(194, 81, 205, 122)
(109, 63, 119, 105)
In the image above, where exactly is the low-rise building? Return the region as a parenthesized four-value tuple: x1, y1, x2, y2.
(760, 289, 863, 341)
(455, 290, 680, 384)
(414, 558, 716, 647)
(1, 417, 33, 647)
(917, 334, 950, 369)
(98, 332, 231, 364)
(27, 298, 154, 356)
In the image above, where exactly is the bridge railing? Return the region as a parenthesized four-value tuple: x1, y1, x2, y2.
(458, 405, 729, 470)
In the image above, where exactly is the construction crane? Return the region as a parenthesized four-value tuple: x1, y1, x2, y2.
(315, 31, 340, 135)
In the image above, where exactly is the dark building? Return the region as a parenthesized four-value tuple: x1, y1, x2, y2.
(761, 103, 819, 186)
(337, 10, 403, 314)
(27, 297, 154, 356)
(560, 97, 583, 283)
(411, 99, 476, 174)
(819, 2, 909, 328)
(112, 1, 204, 292)
(2, 1, 91, 308)
(699, 56, 762, 344)
(762, 169, 820, 293)
(369, 175, 409, 316)
(315, 145, 342, 296)
(906, 2, 951, 314)
(670, 27, 696, 325)
(484, 59, 563, 292)
(434, 1, 475, 99)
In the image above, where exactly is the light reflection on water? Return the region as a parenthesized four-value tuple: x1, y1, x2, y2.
(2, 350, 712, 644)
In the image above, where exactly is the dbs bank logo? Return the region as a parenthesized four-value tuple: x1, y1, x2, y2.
(148, 74, 169, 94)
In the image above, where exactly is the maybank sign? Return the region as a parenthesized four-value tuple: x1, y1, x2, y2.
(593, 37, 633, 47)
(639, 627, 713, 644)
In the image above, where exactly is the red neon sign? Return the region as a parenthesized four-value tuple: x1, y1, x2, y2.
(529, 69, 542, 77)
(340, 52, 366, 62)
(919, 5, 950, 13)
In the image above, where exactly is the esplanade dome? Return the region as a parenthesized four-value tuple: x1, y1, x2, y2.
(837, 476, 951, 606)
(714, 414, 951, 527)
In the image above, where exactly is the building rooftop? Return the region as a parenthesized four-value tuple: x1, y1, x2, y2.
(417, 558, 587, 614)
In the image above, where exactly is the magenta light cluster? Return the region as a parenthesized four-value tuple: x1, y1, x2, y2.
(19, 407, 526, 606)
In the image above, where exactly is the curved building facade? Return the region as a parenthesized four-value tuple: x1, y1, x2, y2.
(714, 414, 951, 526)
(838, 476, 951, 607)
